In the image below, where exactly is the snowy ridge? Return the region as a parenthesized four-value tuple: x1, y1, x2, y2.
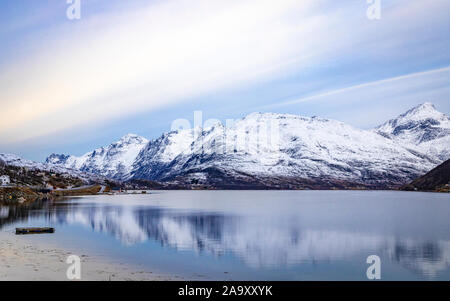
(0, 153, 104, 183)
(47, 134, 148, 180)
(46, 103, 450, 188)
(130, 111, 443, 186)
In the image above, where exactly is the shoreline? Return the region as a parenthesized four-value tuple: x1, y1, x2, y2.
(0, 230, 181, 281)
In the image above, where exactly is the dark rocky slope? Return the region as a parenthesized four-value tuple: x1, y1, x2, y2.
(402, 159, 450, 192)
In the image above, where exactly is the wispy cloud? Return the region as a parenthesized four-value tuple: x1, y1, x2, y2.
(262, 66, 450, 109)
(0, 0, 323, 142)
(0, 0, 449, 146)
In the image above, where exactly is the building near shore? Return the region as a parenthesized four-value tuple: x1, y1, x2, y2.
(0, 175, 10, 186)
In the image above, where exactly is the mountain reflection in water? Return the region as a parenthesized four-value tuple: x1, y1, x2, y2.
(1, 191, 449, 280)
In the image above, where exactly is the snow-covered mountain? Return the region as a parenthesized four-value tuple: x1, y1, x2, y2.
(375, 102, 450, 161)
(0, 153, 104, 183)
(129, 112, 441, 188)
(46, 134, 148, 180)
(46, 103, 449, 188)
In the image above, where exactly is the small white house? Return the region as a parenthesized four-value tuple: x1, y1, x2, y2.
(0, 175, 10, 186)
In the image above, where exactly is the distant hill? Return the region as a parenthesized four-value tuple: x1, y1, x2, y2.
(0, 159, 85, 189)
(402, 159, 450, 192)
(0, 155, 114, 189)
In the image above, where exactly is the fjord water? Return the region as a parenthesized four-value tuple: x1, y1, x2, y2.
(2, 191, 450, 280)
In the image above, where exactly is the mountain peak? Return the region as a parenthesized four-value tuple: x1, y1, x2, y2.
(416, 101, 435, 109)
(121, 133, 142, 139)
(118, 133, 148, 144)
(45, 153, 71, 164)
(375, 102, 449, 149)
(422, 101, 434, 107)
(48, 134, 150, 179)
(401, 102, 442, 120)
(377, 102, 446, 129)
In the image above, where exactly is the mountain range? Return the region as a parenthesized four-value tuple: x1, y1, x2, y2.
(0, 153, 105, 184)
(375, 102, 449, 161)
(46, 134, 149, 180)
(39, 102, 449, 189)
(0, 153, 109, 191)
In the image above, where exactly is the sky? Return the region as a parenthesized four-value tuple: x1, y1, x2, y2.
(0, 0, 449, 161)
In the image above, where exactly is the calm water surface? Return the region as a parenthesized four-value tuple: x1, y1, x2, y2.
(1, 191, 449, 280)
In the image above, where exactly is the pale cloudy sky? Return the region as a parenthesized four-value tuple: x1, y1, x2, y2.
(0, 0, 449, 161)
